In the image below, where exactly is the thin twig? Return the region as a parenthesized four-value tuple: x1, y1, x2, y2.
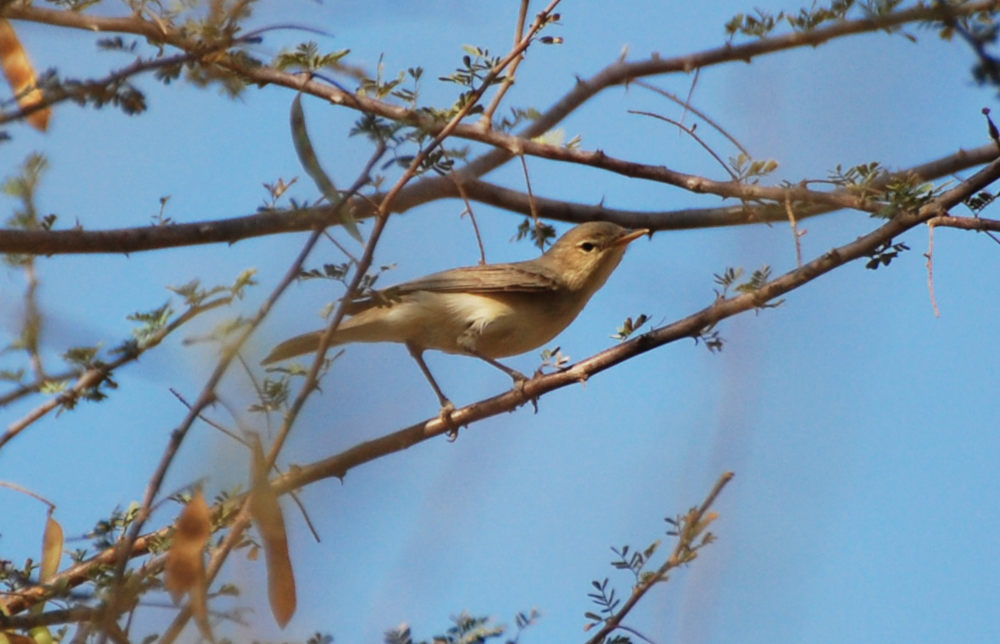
(159, 8, 564, 639)
(0, 480, 56, 510)
(452, 173, 487, 264)
(168, 387, 247, 446)
(681, 67, 700, 130)
(478, 0, 531, 128)
(629, 109, 737, 180)
(636, 79, 751, 158)
(518, 153, 542, 224)
(584, 472, 734, 644)
(926, 222, 940, 317)
(785, 193, 804, 267)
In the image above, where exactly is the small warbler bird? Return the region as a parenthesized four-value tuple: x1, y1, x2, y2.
(262, 221, 648, 410)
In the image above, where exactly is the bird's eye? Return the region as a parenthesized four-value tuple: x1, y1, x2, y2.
(579, 242, 597, 252)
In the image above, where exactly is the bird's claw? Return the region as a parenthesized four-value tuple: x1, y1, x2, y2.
(438, 400, 461, 440)
(508, 371, 541, 413)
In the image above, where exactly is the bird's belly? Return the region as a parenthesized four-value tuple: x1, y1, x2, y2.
(446, 292, 579, 358)
(339, 291, 581, 359)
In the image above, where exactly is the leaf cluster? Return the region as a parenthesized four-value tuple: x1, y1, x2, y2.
(829, 161, 886, 203)
(44, 69, 148, 116)
(725, 0, 905, 40)
(274, 42, 350, 73)
(169, 270, 257, 308)
(358, 58, 421, 102)
(730, 153, 779, 184)
(438, 45, 505, 91)
(714, 265, 783, 308)
(875, 173, 940, 219)
(512, 217, 557, 251)
(383, 610, 528, 644)
(865, 239, 910, 269)
(2, 154, 52, 266)
(585, 497, 723, 640)
(611, 314, 650, 341)
(496, 106, 541, 133)
(350, 66, 470, 178)
(537, 345, 569, 373)
(964, 189, 998, 214)
(828, 163, 940, 217)
(89, 502, 142, 551)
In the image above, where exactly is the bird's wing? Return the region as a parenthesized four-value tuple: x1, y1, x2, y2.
(342, 262, 559, 314)
(395, 262, 561, 294)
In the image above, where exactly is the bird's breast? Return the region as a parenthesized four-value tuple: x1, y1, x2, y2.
(442, 290, 583, 358)
(339, 289, 586, 358)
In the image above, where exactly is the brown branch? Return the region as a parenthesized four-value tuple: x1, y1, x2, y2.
(3, 1, 1000, 624)
(478, 0, 531, 128)
(156, 7, 564, 640)
(0, 51, 197, 128)
(268, 156, 1000, 497)
(925, 213, 1000, 233)
(3, 144, 994, 617)
(2, 2, 993, 234)
(0, 144, 996, 256)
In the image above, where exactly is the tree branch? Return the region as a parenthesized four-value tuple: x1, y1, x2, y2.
(3, 143, 994, 616)
(0, 144, 996, 255)
(272, 155, 1000, 496)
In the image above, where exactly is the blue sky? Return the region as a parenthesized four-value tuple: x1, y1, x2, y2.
(2, 1, 999, 642)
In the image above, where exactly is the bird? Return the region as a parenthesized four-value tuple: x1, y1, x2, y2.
(262, 221, 648, 411)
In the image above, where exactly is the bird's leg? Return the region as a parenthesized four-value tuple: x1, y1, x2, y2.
(472, 353, 529, 388)
(474, 352, 539, 412)
(406, 343, 457, 426)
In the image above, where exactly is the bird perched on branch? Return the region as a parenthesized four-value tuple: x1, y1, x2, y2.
(263, 221, 648, 412)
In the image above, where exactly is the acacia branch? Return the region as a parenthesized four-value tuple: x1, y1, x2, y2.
(2, 2, 994, 244)
(585, 471, 735, 644)
(271, 155, 1000, 496)
(3, 0, 1000, 628)
(3, 146, 995, 618)
(0, 144, 996, 255)
(926, 213, 1000, 233)
(154, 9, 569, 641)
(0, 51, 197, 127)
(6, 1, 988, 157)
(0, 295, 232, 452)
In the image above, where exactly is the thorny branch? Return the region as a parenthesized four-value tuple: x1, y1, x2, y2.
(5, 151, 999, 622)
(1, 2, 998, 256)
(3, 1, 1000, 638)
(0, 144, 997, 256)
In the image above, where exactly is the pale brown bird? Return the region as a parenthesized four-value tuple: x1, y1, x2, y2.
(262, 221, 648, 409)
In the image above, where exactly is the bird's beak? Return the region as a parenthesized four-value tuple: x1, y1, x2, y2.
(614, 228, 650, 247)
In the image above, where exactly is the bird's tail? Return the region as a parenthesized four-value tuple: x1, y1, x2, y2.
(260, 331, 328, 365)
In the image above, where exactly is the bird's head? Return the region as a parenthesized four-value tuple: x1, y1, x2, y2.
(543, 221, 648, 293)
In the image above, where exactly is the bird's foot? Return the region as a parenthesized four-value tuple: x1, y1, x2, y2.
(508, 369, 529, 391)
(438, 400, 461, 441)
(508, 370, 541, 414)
